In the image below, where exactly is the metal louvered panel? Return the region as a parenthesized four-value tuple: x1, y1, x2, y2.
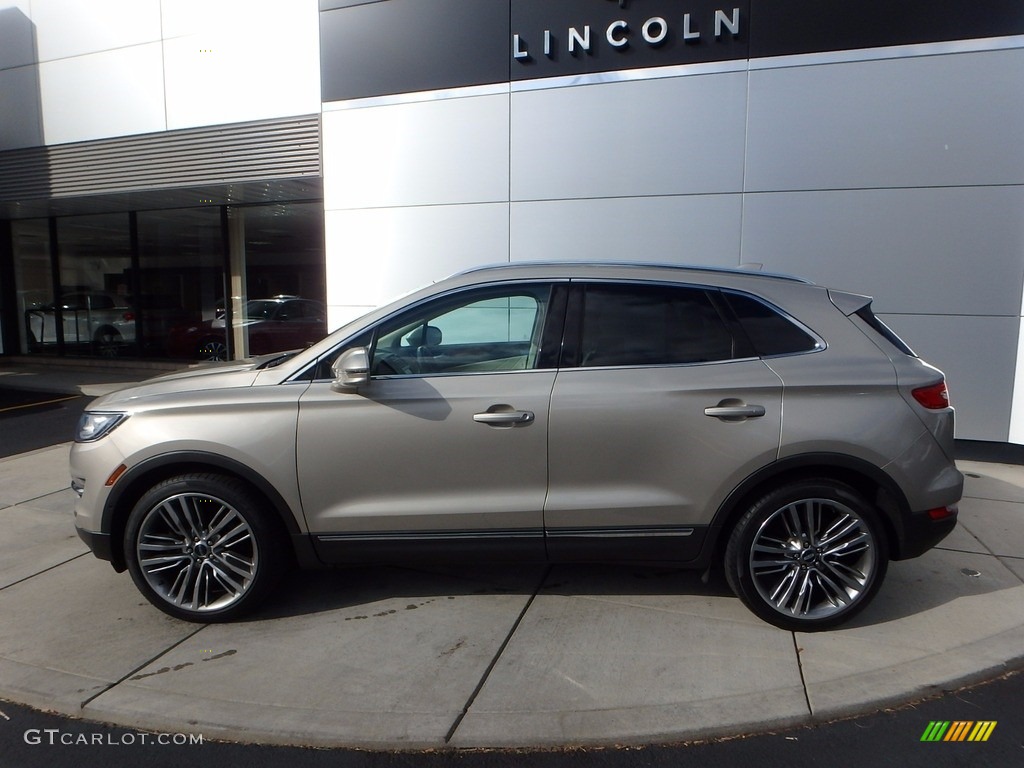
(0, 116, 321, 202)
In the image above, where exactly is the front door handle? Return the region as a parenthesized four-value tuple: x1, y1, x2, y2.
(704, 402, 766, 421)
(473, 409, 535, 427)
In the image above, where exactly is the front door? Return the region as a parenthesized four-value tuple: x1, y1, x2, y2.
(296, 282, 563, 563)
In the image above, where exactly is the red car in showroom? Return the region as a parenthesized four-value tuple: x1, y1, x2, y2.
(167, 296, 327, 361)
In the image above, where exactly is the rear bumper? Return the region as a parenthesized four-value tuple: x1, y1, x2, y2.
(894, 507, 958, 560)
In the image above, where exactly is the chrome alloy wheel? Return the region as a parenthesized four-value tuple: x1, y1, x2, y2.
(749, 497, 876, 621)
(135, 492, 259, 613)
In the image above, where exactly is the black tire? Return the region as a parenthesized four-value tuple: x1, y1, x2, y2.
(124, 473, 286, 622)
(724, 480, 889, 632)
(197, 337, 228, 361)
(93, 327, 122, 358)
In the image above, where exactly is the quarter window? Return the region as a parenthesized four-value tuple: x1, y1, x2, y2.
(723, 292, 820, 357)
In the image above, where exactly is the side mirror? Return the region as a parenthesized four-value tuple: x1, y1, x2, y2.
(331, 346, 371, 390)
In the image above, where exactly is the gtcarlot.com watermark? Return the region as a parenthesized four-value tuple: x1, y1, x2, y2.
(24, 728, 203, 746)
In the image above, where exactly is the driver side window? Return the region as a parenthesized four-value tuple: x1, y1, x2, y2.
(371, 285, 550, 376)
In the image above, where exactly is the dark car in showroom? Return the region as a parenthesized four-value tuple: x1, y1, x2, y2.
(71, 262, 962, 630)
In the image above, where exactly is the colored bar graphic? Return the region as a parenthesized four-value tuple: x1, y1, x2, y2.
(968, 722, 998, 742)
(921, 721, 950, 741)
(920, 721, 997, 742)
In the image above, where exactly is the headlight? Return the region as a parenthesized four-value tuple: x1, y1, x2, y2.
(75, 412, 128, 442)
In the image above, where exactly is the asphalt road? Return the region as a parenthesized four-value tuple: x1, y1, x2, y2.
(0, 384, 1021, 767)
(2, 670, 1021, 768)
(0, 388, 87, 458)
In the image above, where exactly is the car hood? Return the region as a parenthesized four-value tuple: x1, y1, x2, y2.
(89, 358, 270, 408)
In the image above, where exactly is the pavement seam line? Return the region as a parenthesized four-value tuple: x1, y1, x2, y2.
(0, 552, 89, 592)
(79, 624, 210, 709)
(8, 487, 76, 506)
(443, 563, 552, 745)
(936, 544, 1024, 561)
(792, 632, 813, 716)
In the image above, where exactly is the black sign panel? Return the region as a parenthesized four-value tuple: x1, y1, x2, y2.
(749, 0, 1024, 58)
(320, 0, 1024, 103)
(510, 0, 749, 81)
(320, 0, 509, 102)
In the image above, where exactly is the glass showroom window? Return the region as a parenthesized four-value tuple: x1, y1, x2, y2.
(233, 202, 327, 360)
(55, 214, 135, 358)
(138, 208, 225, 359)
(12, 219, 53, 355)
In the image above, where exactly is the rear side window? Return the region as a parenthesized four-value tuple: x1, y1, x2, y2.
(578, 284, 736, 367)
(724, 292, 821, 357)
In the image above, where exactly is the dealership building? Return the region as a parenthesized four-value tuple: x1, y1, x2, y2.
(0, 0, 1022, 445)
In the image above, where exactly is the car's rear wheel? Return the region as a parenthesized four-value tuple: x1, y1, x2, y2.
(725, 480, 889, 631)
(124, 474, 285, 622)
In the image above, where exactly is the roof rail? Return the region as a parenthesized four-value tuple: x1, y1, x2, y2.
(453, 260, 813, 284)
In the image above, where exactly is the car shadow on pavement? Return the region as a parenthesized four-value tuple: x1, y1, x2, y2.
(243, 549, 1021, 632)
(249, 562, 737, 623)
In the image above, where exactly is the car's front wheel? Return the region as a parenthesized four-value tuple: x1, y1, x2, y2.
(124, 474, 285, 622)
(725, 480, 889, 631)
(197, 337, 228, 361)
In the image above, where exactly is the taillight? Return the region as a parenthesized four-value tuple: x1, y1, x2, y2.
(123, 312, 135, 322)
(912, 380, 950, 409)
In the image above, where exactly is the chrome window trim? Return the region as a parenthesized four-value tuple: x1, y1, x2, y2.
(718, 287, 828, 359)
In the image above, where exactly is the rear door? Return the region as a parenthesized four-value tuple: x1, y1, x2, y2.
(545, 281, 784, 562)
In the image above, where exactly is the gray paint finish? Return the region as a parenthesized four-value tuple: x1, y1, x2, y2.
(745, 49, 1024, 192)
(510, 195, 743, 266)
(511, 73, 748, 201)
(321, 44, 1024, 443)
(740, 186, 1024, 316)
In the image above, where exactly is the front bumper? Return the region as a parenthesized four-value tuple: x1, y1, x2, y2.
(75, 526, 124, 570)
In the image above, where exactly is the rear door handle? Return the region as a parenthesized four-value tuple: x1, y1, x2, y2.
(704, 403, 766, 421)
(473, 409, 535, 427)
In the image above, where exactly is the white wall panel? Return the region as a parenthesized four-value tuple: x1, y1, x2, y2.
(323, 95, 510, 210)
(324, 203, 510, 320)
(39, 44, 166, 145)
(740, 186, 1024, 316)
(0, 65, 42, 149)
(511, 195, 743, 266)
(511, 73, 748, 202)
(1009, 317, 1024, 444)
(880, 314, 1018, 442)
(0, 2, 35, 70)
(30, 0, 161, 62)
(746, 49, 1024, 192)
(162, 0, 321, 130)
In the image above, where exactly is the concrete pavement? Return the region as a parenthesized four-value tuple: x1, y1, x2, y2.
(0, 360, 1022, 748)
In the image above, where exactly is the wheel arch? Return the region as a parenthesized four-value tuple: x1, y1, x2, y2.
(705, 453, 911, 566)
(101, 451, 306, 572)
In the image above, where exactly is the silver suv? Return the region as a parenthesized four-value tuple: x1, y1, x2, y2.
(70, 263, 962, 631)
